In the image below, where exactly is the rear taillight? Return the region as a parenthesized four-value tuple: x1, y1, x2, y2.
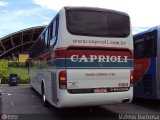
(59, 70, 67, 89)
(130, 69, 134, 87)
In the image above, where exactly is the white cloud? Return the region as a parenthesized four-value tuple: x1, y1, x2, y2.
(14, 10, 25, 15)
(40, 16, 51, 25)
(41, 16, 50, 21)
(0, 7, 54, 38)
(33, 0, 121, 11)
(42, 21, 49, 25)
(132, 27, 149, 35)
(14, 8, 42, 16)
(32, 0, 160, 28)
(0, 31, 3, 36)
(0, 1, 8, 7)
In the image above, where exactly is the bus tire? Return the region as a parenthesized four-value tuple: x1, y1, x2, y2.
(29, 76, 34, 90)
(41, 83, 49, 107)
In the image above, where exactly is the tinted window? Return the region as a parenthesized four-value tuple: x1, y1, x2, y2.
(30, 15, 59, 58)
(48, 22, 53, 40)
(50, 20, 57, 48)
(66, 10, 130, 37)
(45, 28, 49, 48)
(134, 31, 157, 58)
(134, 38, 145, 58)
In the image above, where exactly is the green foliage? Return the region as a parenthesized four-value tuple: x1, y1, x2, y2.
(9, 67, 29, 84)
(0, 60, 8, 69)
(0, 59, 29, 84)
(1, 75, 9, 84)
(0, 60, 9, 81)
(1, 66, 29, 84)
(8, 61, 26, 67)
(18, 76, 29, 84)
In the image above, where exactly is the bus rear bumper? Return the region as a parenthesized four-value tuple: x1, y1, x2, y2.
(56, 87, 133, 108)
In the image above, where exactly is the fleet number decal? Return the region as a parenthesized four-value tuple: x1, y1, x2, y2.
(118, 83, 129, 87)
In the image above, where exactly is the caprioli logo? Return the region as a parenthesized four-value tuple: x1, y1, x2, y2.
(71, 55, 128, 63)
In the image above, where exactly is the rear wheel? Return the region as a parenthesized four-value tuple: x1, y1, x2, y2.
(29, 76, 34, 90)
(42, 83, 49, 107)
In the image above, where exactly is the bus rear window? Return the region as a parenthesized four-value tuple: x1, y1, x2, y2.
(66, 10, 130, 37)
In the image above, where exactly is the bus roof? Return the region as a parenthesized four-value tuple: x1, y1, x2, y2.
(64, 6, 129, 16)
(134, 26, 160, 37)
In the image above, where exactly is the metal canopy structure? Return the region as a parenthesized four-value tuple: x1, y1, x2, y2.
(0, 26, 45, 59)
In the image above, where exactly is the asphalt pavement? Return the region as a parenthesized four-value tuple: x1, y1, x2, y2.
(0, 84, 117, 120)
(0, 84, 160, 120)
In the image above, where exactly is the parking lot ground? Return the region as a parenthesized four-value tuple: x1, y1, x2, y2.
(0, 84, 160, 120)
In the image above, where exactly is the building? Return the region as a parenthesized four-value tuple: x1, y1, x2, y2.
(0, 26, 45, 59)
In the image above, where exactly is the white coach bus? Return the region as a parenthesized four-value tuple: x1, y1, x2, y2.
(29, 7, 134, 108)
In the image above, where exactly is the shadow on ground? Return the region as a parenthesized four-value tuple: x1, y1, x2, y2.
(29, 86, 118, 120)
(132, 97, 160, 111)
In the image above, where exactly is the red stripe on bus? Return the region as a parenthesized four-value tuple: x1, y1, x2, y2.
(66, 50, 133, 58)
(43, 46, 133, 59)
(55, 48, 67, 58)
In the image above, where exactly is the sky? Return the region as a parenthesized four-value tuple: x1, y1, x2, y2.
(0, 0, 160, 38)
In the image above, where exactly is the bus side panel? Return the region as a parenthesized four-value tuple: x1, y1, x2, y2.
(38, 51, 59, 106)
(51, 72, 58, 104)
(30, 60, 43, 95)
(156, 30, 160, 99)
(134, 58, 157, 99)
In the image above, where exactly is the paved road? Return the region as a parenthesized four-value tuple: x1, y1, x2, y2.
(1, 85, 160, 120)
(0, 90, 2, 115)
(0, 85, 117, 120)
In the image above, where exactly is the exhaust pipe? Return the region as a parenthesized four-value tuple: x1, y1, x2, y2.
(122, 98, 130, 103)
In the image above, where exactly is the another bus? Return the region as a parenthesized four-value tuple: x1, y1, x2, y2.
(29, 7, 133, 108)
(134, 26, 159, 99)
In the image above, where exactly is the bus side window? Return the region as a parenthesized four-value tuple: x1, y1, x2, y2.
(45, 28, 49, 49)
(143, 33, 157, 58)
(37, 38, 41, 54)
(145, 36, 150, 57)
(48, 22, 53, 43)
(52, 20, 57, 37)
(49, 19, 57, 48)
(33, 42, 37, 57)
(134, 37, 145, 58)
(40, 32, 46, 53)
(150, 34, 157, 57)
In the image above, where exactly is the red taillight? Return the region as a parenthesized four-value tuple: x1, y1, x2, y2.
(59, 70, 67, 89)
(130, 69, 134, 87)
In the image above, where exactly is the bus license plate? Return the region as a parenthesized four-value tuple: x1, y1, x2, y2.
(94, 88, 107, 93)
